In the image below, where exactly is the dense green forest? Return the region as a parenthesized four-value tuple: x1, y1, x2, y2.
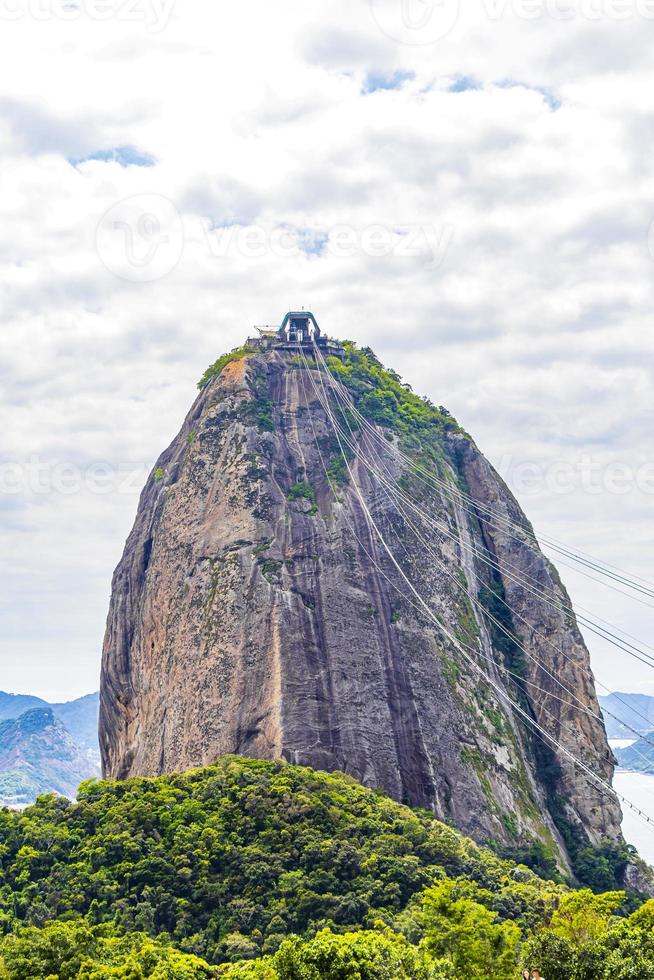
(0, 757, 651, 978)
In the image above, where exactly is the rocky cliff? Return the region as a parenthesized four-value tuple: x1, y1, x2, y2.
(100, 340, 623, 874)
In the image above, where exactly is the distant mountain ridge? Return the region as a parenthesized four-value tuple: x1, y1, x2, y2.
(599, 692, 654, 740)
(0, 707, 95, 804)
(50, 693, 100, 753)
(0, 691, 99, 748)
(0, 691, 99, 805)
(0, 692, 45, 721)
(614, 736, 654, 774)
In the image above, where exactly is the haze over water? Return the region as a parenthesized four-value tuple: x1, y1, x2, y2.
(614, 771, 654, 867)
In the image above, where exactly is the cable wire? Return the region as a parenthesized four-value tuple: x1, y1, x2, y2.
(297, 341, 654, 830)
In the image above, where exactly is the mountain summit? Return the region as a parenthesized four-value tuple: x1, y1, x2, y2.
(100, 323, 622, 876)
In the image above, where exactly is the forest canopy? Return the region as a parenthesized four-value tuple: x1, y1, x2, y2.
(0, 757, 649, 978)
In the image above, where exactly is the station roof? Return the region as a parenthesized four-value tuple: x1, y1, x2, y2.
(279, 311, 320, 334)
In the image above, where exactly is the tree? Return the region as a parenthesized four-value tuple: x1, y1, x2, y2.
(219, 929, 441, 980)
(0, 920, 216, 980)
(272, 929, 438, 980)
(520, 932, 575, 980)
(573, 900, 654, 980)
(416, 881, 520, 980)
(219, 964, 276, 979)
(549, 889, 625, 947)
(0, 920, 97, 980)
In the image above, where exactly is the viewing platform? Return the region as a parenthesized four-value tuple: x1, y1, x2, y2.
(248, 312, 345, 357)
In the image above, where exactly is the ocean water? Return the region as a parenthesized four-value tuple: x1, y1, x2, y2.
(613, 770, 654, 867)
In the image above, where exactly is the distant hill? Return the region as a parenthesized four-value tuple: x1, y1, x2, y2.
(614, 736, 654, 774)
(0, 690, 99, 752)
(599, 692, 654, 740)
(50, 692, 100, 753)
(0, 692, 46, 722)
(0, 707, 98, 805)
(0, 692, 99, 805)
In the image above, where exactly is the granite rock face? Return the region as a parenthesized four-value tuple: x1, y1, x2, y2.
(100, 348, 622, 868)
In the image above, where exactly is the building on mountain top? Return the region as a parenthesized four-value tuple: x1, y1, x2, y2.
(249, 311, 345, 356)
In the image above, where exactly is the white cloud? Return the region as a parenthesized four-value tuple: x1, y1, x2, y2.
(0, 0, 653, 699)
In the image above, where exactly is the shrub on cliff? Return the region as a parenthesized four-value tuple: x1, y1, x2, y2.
(325, 343, 461, 439)
(198, 346, 255, 389)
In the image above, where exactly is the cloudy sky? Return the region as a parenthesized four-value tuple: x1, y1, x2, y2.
(1, 0, 653, 702)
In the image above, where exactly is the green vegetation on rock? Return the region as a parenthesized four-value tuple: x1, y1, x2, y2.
(198, 345, 256, 390)
(287, 481, 318, 514)
(239, 372, 275, 433)
(326, 343, 460, 440)
(287, 481, 316, 503)
(475, 579, 634, 892)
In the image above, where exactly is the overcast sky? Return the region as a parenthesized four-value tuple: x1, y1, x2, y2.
(0, 0, 653, 702)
